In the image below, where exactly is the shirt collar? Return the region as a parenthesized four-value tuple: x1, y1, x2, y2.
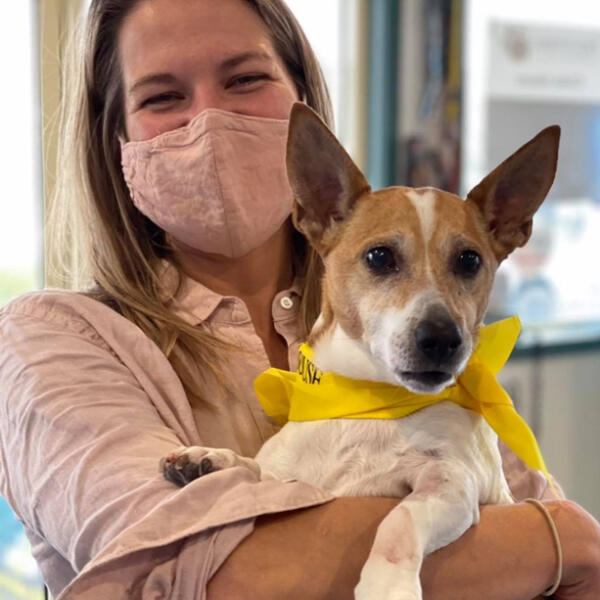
(160, 260, 302, 327)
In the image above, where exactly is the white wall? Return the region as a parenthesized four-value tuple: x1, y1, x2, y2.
(500, 350, 600, 518)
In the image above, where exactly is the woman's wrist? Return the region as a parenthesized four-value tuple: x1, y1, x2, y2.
(547, 500, 600, 591)
(525, 498, 563, 595)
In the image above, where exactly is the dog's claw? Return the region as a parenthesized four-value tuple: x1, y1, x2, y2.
(200, 457, 215, 475)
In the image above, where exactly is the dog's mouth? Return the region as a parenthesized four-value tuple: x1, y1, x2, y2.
(400, 370, 454, 392)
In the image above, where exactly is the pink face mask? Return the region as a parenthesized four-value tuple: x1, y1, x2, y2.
(120, 109, 294, 258)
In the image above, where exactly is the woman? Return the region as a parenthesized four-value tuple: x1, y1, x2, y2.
(0, 0, 598, 598)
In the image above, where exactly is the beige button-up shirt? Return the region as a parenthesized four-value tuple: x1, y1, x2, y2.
(0, 275, 559, 599)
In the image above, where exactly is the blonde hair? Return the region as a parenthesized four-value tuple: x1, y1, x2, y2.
(46, 0, 331, 405)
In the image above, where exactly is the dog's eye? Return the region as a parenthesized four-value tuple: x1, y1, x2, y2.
(455, 249, 482, 277)
(364, 246, 398, 275)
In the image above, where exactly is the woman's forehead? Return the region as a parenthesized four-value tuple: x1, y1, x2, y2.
(118, 0, 278, 82)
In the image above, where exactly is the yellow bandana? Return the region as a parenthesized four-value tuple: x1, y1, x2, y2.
(254, 316, 551, 482)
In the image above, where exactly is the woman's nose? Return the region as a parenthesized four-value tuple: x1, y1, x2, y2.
(180, 84, 234, 126)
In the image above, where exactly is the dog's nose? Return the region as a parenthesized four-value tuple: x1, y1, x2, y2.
(415, 311, 463, 364)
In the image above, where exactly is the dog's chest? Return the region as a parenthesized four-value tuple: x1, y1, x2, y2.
(255, 402, 505, 500)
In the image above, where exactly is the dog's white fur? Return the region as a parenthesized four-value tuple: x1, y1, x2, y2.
(161, 108, 559, 599)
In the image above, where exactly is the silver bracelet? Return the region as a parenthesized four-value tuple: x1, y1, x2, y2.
(525, 498, 563, 597)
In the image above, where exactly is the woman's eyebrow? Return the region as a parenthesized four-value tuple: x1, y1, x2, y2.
(220, 50, 272, 70)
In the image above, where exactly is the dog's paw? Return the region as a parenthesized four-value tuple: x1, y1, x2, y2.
(160, 446, 216, 487)
(354, 557, 422, 600)
(160, 446, 261, 487)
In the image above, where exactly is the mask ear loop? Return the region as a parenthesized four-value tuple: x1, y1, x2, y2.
(117, 134, 130, 154)
(524, 498, 563, 597)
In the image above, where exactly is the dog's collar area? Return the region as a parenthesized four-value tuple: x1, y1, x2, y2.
(254, 316, 551, 483)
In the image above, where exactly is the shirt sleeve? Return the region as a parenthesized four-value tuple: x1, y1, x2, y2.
(0, 293, 333, 599)
(499, 441, 566, 502)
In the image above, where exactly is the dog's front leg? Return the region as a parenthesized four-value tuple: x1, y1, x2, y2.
(354, 461, 479, 600)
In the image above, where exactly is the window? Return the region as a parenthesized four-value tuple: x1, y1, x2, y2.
(0, 6, 45, 599)
(463, 0, 600, 345)
(0, 3, 42, 305)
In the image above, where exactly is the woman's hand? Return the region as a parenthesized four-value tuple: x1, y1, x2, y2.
(552, 500, 600, 600)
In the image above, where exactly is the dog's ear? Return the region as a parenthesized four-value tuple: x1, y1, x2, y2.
(286, 102, 371, 254)
(465, 125, 560, 261)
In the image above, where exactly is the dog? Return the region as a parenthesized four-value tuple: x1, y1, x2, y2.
(161, 103, 560, 599)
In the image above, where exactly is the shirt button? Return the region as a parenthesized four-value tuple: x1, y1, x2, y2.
(280, 296, 294, 310)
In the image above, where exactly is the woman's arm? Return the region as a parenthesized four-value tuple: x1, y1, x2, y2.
(0, 293, 333, 597)
(208, 498, 600, 600)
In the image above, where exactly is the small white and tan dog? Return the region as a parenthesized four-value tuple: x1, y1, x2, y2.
(162, 104, 560, 600)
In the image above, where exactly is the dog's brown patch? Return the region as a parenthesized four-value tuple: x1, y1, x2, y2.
(313, 187, 498, 347)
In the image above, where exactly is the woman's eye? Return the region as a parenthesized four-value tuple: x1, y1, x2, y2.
(141, 93, 181, 108)
(454, 249, 482, 278)
(364, 246, 398, 275)
(229, 73, 269, 88)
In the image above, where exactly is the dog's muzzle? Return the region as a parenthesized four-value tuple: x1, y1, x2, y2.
(401, 305, 465, 391)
